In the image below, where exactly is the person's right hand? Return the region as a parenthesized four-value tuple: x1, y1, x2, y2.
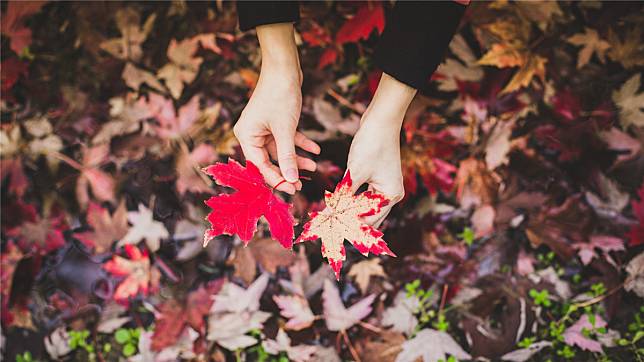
(233, 23, 320, 195)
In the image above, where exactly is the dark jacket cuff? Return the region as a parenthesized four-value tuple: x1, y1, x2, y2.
(237, 1, 300, 31)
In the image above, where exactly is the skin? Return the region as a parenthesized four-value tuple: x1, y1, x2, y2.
(234, 23, 417, 226)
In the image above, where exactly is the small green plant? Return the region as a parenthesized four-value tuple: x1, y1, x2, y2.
(518, 336, 535, 348)
(458, 227, 475, 246)
(529, 288, 552, 307)
(114, 328, 140, 357)
(69, 329, 95, 361)
(15, 351, 34, 362)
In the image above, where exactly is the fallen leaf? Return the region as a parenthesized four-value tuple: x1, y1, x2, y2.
(121, 62, 165, 93)
(572, 235, 624, 265)
(335, 3, 385, 45)
(207, 310, 270, 351)
(263, 329, 316, 362)
(395, 328, 471, 362)
(563, 314, 606, 353)
(612, 73, 644, 129)
(44, 327, 72, 360)
(74, 200, 129, 253)
(381, 291, 420, 336)
(348, 258, 386, 294)
(625, 251, 644, 298)
(203, 159, 295, 249)
(211, 274, 269, 314)
(273, 294, 315, 331)
(147, 93, 200, 140)
(176, 143, 216, 195)
(103, 245, 159, 302)
(297, 171, 394, 279)
(118, 203, 169, 252)
(0, 1, 45, 54)
(566, 27, 611, 69)
(322, 279, 374, 332)
(99, 7, 156, 61)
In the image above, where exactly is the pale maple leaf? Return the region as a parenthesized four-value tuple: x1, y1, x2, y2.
(381, 291, 420, 336)
(566, 27, 611, 69)
(75, 145, 116, 208)
(44, 327, 72, 360)
(347, 258, 386, 294)
(563, 314, 607, 353)
(208, 311, 270, 351)
(103, 245, 159, 301)
(157, 35, 218, 99)
(208, 274, 271, 350)
(395, 328, 471, 362)
(322, 279, 375, 332)
(121, 62, 165, 93)
(273, 294, 315, 331)
(612, 73, 644, 128)
(263, 329, 316, 362)
(296, 171, 395, 279)
(625, 251, 644, 298)
(118, 204, 169, 252)
(211, 274, 269, 314)
(279, 247, 335, 298)
(572, 235, 624, 265)
(99, 8, 156, 61)
(74, 200, 129, 253)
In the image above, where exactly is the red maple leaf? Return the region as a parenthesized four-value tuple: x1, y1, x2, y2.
(151, 280, 224, 351)
(627, 184, 644, 247)
(296, 171, 395, 279)
(335, 3, 385, 45)
(103, 245, 159, 303)
(202, 159, 295, 248)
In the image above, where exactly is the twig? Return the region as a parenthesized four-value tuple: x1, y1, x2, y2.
(326, 88, 364, 116)
(341, 330, 362, 362)
(439, 284, 449, 314)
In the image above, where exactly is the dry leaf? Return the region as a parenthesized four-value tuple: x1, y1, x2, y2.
(348, 258, 386, 294)
(118, 204, 169, 252)
(566, 27, 611, 69)
(322, 279, 375, 332)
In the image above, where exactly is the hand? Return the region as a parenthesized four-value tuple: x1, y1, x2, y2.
(346, 73, 417, 226)
(233, 23, 320, 194)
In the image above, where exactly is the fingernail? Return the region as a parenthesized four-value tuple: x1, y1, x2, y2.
(285, 168, 298, 182)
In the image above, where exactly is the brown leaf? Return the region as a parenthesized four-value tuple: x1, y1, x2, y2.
(75, 200, 129, 253)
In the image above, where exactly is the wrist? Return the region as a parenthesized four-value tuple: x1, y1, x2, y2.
(257, 23, 302, 85)
(362, 72, 416, 128)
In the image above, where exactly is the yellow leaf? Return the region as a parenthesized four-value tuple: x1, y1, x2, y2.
(567, 28, 611, 69)
(607, 27, 644, 69)
(478, 43, 527, 68)
(501, 55, 547, 94)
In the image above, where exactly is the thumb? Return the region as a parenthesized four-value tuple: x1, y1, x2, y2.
(273, 126, 299, 183)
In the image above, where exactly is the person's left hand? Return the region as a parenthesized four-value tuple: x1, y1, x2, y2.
(346, 111, 405, 227)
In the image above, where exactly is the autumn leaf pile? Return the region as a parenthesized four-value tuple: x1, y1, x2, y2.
(1, 1, 644, 361)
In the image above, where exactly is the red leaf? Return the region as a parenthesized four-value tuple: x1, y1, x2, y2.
(335, 3, 385, 45)
(317, 48, 338, 70)
(202, 159, 295, 248)
(296, 171, 395, 279)
(0, 1, 45, 54)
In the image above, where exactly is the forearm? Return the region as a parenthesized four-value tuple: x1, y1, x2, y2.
(256, 23, 302, 85)
(361, 72, 417, 131)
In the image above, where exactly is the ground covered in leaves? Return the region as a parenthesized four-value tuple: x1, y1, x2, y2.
(2, 1, 644, 362)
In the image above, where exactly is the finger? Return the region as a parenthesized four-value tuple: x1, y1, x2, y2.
(295, 132, 321, 154)
(272, 126, 299, 183)
(267, 141, 317, 172)
(239, 141, 296, 194)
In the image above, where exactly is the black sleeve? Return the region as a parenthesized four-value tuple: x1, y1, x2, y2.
(373, 1, 468, 92)
(236, 1, 300, 32)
